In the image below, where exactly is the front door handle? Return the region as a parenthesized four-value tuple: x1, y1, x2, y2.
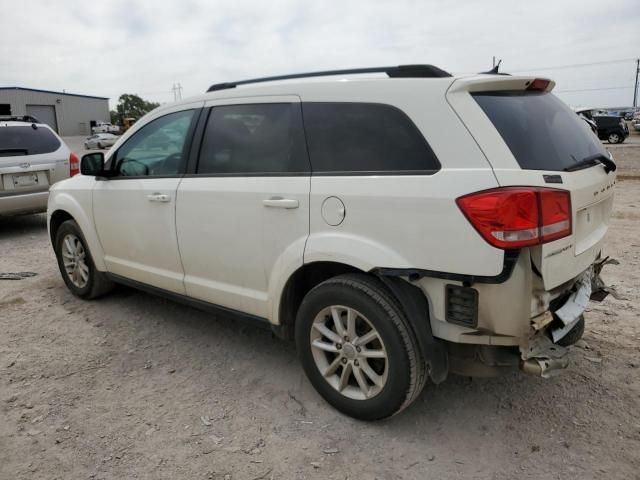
(262, 197, 299, 209)
(147, 193, 171, 203)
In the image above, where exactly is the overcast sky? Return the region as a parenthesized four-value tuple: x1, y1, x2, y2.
(1, 0, 638, 109)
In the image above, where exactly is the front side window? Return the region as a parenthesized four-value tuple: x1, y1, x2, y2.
(197, 103, 308, 175)
(112, 109, 195, 177)
(302, 102, 441, 174)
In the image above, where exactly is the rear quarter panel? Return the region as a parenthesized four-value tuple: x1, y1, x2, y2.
(300, 79, 504, 276)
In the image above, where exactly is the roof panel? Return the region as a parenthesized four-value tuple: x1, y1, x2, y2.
(0, 87, 108, 100)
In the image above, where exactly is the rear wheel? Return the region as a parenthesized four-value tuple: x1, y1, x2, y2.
(54, 220, 113, 299)
(555, 315, 585, 347)
(295, 274, 425, 420)
(607, 132, 621, 144)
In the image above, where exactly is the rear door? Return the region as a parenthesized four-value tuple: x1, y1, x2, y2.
(176, 98, 310, 319)
(447, 77, 616, 289)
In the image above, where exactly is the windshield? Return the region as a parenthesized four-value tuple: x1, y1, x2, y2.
(0, 125, 61, 156)
(473, 91, 608, 172)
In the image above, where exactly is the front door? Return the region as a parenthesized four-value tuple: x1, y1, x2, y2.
(93, 107, 199, 293)
(176, 99, 310, 319)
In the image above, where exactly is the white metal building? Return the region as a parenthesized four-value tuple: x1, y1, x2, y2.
(0, 87, 109, 136)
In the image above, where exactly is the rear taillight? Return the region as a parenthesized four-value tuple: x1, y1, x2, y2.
(69, 152, 79, 176)
(456, 187, 571, 249)
(526, 78, 551, 91)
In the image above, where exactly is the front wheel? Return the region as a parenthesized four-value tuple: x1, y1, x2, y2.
(97, 142, 103, 149)
(295, 274, 425, 420)
(54, 219, 113, 299)
(608, 132, 621, 144)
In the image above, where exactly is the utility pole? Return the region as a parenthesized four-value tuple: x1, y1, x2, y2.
(634, 58, 639, 108)
(492, 56, 496, 68)
(172, 82, 183, 102)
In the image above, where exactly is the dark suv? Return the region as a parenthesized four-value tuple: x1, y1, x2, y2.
(593, 115, 629, 144)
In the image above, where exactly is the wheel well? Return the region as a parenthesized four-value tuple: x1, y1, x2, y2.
(277, 262, 362, 340)
(49, 210, 74, 246)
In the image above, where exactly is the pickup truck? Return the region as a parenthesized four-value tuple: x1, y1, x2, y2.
(92, 122, 120, 134)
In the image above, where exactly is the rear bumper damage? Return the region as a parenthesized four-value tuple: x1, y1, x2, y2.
(520, 333, 569, 378)
(519, 256, 618, 378)
(443, 256, 618, 378)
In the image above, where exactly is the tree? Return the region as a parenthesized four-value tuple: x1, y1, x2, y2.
(109, 110, 119, 125)
(115, 94, 160, 121)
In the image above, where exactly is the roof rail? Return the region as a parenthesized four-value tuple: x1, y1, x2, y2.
(206, 64, 452, 92)
(0, 115, 41, 123)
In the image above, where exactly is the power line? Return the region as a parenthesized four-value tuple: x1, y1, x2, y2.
(172, 82, 183, 101)
(634, 59, 639, 107)
(510, 58, 637, 72)
(555, 86, 635, 93)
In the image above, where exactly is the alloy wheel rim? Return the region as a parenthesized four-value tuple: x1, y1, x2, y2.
(62, 234, 89, 289)
(310, 305, 388, 400)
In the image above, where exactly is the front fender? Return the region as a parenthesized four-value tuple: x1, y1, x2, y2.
(48, 184, 105, 271)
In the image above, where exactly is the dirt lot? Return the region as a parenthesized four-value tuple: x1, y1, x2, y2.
(1, 152, 639, 479)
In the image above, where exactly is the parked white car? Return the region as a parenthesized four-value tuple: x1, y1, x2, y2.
(84, 133, 118, 150)
(1, 116, 77, 215)
(92, 121, 120, 134)
(47, 66, 617, 419)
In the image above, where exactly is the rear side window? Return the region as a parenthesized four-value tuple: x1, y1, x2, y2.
(594, 116, 620, 128)
(473, 91, 608, 171)
(0, 126, 61, 157)
(197, 103, 309, 175)
(302, 103, 440, 175)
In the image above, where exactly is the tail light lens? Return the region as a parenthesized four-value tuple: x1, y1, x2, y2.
(456, 187, 571, 249)
(69, 152, 79, 176)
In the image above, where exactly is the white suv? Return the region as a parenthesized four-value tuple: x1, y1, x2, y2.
(47, 65, 616, 420)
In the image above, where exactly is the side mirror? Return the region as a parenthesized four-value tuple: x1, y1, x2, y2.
(80, 152, 106, 177)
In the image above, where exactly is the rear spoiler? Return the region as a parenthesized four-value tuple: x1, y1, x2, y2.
(447, 75, 555, 94)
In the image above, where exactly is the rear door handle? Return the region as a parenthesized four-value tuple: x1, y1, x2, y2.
(262, 197, 299, 209)
(147, 193, 171, 203)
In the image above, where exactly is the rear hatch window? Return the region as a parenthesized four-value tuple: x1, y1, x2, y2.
(0, 126, 61, 157)
(472, 91, 608, 172)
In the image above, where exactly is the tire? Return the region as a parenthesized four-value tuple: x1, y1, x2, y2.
(295, 274, 425, 420)
(98, 142, 103, 149)
(607, 132, 620, 144)
(54, 219, 113, 299)
(555, 315, 585, 347)
(84, 143, 90, 150)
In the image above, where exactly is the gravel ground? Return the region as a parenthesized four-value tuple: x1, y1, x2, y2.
(1, 162, 639, 480)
